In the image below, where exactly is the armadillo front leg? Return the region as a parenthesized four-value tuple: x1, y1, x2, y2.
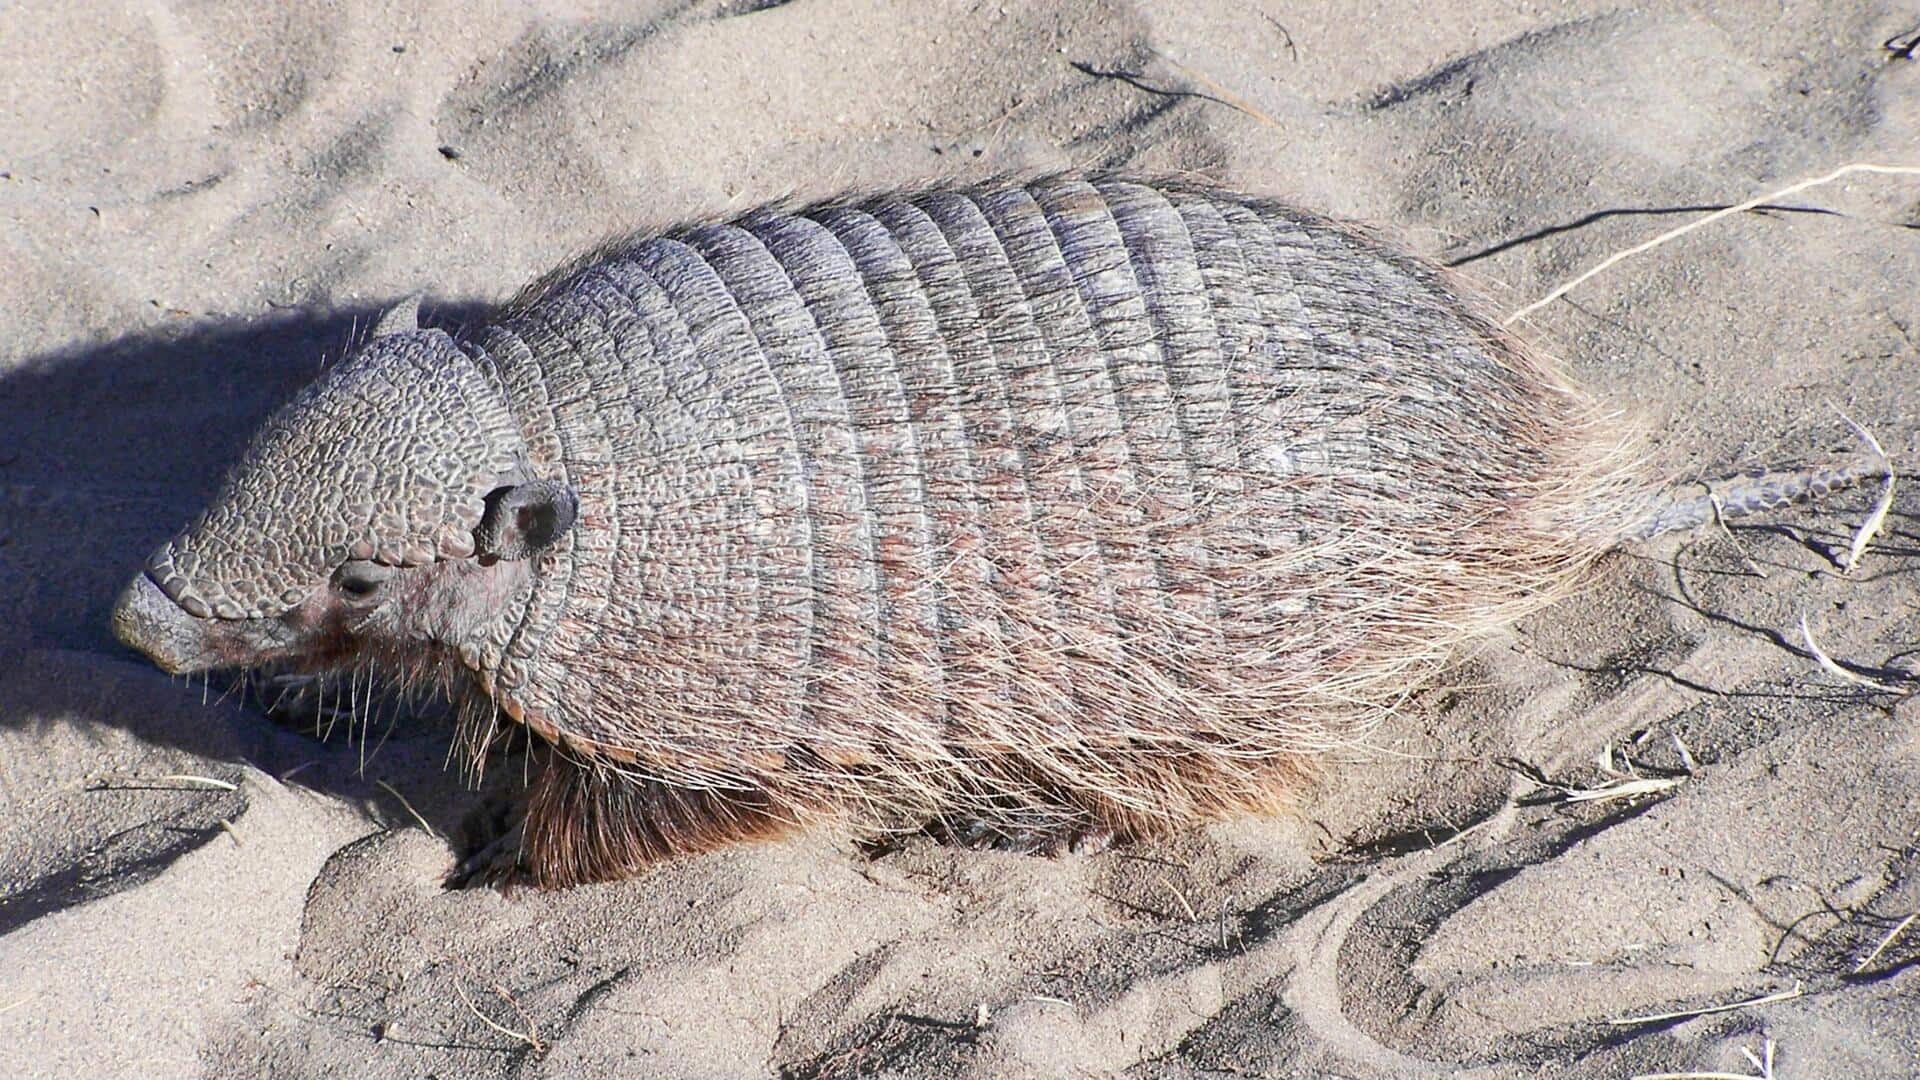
(450, 750, 791, 889)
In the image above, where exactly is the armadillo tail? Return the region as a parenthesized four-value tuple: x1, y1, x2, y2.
(1615, 452, 1891, 543)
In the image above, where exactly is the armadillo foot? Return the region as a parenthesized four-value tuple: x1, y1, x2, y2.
(446, 795, 531, 890)
(449, 749, 800, 890)
(929, 815, 1118, 857)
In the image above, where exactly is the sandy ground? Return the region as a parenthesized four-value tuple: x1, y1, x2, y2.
(3, 1, 1918, 1075)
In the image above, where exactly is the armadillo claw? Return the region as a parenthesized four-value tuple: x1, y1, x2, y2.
(446, 800, 530, 891)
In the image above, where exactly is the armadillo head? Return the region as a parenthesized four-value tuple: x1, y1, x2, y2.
(111, 299, 577, 679)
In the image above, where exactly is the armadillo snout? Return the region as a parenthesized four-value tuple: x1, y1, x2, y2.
(112, 571, 220, 675)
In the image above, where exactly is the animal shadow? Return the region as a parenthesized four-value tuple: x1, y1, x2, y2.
(0, 299, 495, 810)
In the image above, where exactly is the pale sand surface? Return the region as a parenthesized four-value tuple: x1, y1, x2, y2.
(2, 2, 1918, 1076)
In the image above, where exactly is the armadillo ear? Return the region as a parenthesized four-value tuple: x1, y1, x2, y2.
(372, 294, 422, 338)
(474, 480, 579, 562)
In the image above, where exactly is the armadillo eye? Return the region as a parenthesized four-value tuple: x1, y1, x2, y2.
(332, 562, 394, 601)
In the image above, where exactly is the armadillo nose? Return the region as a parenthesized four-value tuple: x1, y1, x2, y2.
(111, 571, 213, 675)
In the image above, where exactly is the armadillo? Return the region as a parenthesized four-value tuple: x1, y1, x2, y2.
(109, 175, 1878, 888)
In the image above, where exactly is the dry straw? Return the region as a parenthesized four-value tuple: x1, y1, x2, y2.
(1506, 163, 1920, 325)
(1632, 1037, 1776, 1080)
(1832, 409, 1897, 575)
(374, 779, 443, 840)
(447, 959, 544, 1053)
(1852, 911, 1918, 974)
(1608, 981, 1804, 1026)
(1798, 615, 1898, 694)
(152, 774, 238, 791)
